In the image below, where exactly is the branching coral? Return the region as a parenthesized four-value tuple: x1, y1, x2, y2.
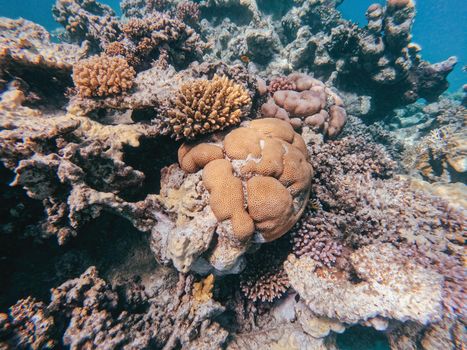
(104, 11, 206, 70)
(166, 74, 252, 139)
(291, 208, 343, 268)
(239, 237, 291, 303)
(52, 0, 120, 51)
(73, 55, 136, 97)
(261, 73, 347, 138)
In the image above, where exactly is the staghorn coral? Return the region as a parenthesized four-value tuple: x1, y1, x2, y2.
(285, 243, 444, 325)
(72, 54, 136, 97)
(104, 11, 206, 71)
(166, 74, 252, 139)
(261, 73, 347, 138)
(52, 0, 120, 52)
(175, 1, 201, 28)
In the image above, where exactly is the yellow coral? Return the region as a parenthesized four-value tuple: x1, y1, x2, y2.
(72, 55, 136, 97)
(193, 274, 214, 302)
(167, 74, 251, 139)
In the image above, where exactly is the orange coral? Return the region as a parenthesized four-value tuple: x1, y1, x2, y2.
(179, 118, 312, 244)
(72, 55, 135, 97)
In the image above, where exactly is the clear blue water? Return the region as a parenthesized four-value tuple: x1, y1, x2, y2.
(0, 0, 465, 91)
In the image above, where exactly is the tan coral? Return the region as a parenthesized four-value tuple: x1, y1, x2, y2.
(166, 74, 252, 140)
(177, 118, 312, 271)
(72, 55, 136, 97)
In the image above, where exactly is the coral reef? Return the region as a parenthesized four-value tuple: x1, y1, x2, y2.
(200, 0, 457, 117)
(52, 0, 120, 52)
(166, 74, 251, 139)
(152, 118, 312, 273)
(261, 73, 347, 137)
(0, 0, 465, 348)
(105, 11, 206, 70)
(0, 18, 85, 101)
(72, 55, 136, 97)
(0, 266, 228, 349)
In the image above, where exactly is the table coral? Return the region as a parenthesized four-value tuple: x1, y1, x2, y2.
(261, 73, 347, 138)
(166, 74, 252, 140)
(0, 17, 85, 99)
(285, 243, 444, 325)
(73, 54, 136, 97)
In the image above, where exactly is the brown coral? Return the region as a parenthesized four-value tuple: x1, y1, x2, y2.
(239, 237, 291, 303)
(261, 73, 347, 138)
(167, 75, 252, 140)
(72, 55, 136, 97)
(179, 118, 312, 245)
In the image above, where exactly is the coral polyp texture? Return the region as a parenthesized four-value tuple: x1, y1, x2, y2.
(166, 74, 252, 139)
(72, 55, 136, 97)
(261, 73, 347, 138)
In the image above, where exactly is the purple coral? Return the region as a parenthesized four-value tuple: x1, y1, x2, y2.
(291, 208, 343, 268)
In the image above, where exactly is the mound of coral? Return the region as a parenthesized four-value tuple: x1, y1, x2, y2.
(0, 0, 465, 349)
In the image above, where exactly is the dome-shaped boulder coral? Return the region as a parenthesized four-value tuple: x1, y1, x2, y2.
(72, 55, 136, 97)
(261, 73, 347, 138)
(166, 74, 252, 140)
(176, 118, 313, 271)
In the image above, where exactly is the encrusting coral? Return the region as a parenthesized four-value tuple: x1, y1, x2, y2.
(261, 73, 347, 138)
(72, 54, 136, 97)
(166, 74, 252, 140)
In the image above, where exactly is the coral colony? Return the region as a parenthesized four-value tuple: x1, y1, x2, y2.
(0, 0, 465, 349)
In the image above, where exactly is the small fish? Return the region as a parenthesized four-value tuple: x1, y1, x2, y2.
(240, 55, 250, 64)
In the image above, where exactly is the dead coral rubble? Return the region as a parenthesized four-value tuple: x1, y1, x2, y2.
(166, 74, 252, 139)
(72, 54, 136, 97)
(0, 267, 228, 349)
(53, 0, 120, 51)
(0, 17, 85, 98)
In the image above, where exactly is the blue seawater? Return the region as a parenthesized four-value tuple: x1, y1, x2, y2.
(0, 0, 465, 90)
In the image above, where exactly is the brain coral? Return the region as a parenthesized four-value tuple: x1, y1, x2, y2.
(261, 73, 347, 138)
(178, 118, 312, 269)
(72, 55, 136, 97)
(166, 74, 252, 140)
